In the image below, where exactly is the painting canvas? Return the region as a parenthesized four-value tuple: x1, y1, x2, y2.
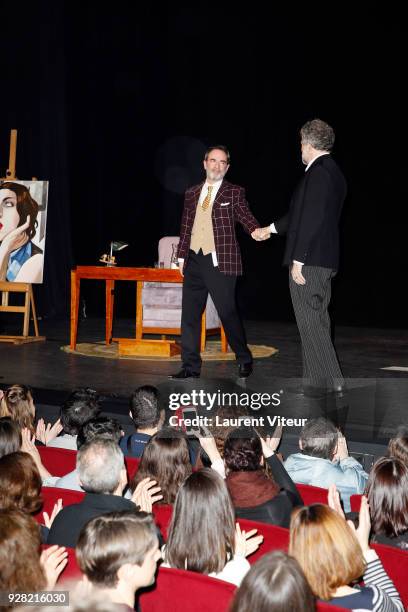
(0, 180, 48, 284)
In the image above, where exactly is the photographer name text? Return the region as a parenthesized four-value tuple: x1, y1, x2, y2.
(169, 415, 307, 427)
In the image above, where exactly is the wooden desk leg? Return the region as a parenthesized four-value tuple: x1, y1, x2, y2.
(200, 310, 206, 353)
(221, 324, 228, 353)
(70, 270, 80, 350)
(106, 280, 115, 344)
(136, 281, 143, 339)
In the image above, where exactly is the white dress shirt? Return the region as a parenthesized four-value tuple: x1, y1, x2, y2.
(178, 179, 223, 267)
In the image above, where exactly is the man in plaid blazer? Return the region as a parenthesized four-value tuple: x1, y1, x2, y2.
(170, 145, 262, 379)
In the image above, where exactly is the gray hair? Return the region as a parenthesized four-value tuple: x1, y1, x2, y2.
(77, 438, 124, 494)
(299, 417, 338, 460)
(300, 119, 335, 152)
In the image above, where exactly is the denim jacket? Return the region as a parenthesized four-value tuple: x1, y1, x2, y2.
(284, 453, 368, 512)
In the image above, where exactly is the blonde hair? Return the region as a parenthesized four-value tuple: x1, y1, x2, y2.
(289, 504, 365, 600)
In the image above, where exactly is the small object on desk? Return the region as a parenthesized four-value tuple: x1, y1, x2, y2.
(100, 240, 128, 266)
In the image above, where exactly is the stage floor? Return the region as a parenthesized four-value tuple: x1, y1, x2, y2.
(1, 316, 407, 458)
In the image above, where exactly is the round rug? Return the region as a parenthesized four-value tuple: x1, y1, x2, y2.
(61, 341, 278, 361)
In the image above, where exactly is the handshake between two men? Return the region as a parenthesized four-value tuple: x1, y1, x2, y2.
(251, 226, 272, 241)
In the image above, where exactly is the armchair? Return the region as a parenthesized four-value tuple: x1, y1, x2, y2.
(142, 237, 227, 352)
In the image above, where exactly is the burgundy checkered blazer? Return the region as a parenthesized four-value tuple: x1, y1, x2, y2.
(177, 180, 260, 276)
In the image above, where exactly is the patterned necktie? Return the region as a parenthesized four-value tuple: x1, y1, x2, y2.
(201, 185, 213, 211)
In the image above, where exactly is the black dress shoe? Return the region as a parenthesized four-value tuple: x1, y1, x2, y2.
(287, 385, 327, 399)
(169, 368, 200, 380)
(238, 362, 253, 378)
(329, 385, 348, 400)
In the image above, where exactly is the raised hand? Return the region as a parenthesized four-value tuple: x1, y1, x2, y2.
(259, 424, 283, 457)
(234, 523, 263, 557)
(327, 484, 345, 519)
(40, 545, 68, 588)
(43, 499, 63, 529)
(131, 477, 163, 512)
(348, 495, 371, 554)
(36, 418, 63, 445)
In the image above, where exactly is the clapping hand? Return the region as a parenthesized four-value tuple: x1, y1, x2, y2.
(234, 522, 263, 557)
(43, 499, 63, 529)
(131, 477, 163, 512)
(327, 483, 345, 519)
(36, 418, 63, 445)
(347, 495, 371, 554)
(40, 545, 68, 588)
(259, 424, 283, 458)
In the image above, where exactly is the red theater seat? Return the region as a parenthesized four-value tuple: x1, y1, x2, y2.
(38, 446, 77, 476)
(138, 566, 236, 612)
(371, 543, 408, 607)
(296, 483, 329, 505)
(317, 603, 348, 611)
(137, 565, 348, 612)
(37, 445, 139, 479)
(236, 518, 289, 563)
(34, 487, 85, 524)
(152, 504, 173, 540)
(350, 494, 362, 512)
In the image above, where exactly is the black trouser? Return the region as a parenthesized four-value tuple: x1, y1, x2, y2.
(289, 265, 343, 388)
(181, 250, 252, 372)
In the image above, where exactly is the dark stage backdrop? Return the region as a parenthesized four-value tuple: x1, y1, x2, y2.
(1, 3, 406, 327)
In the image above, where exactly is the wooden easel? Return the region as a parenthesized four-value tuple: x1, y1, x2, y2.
(0, 129, 45, 343)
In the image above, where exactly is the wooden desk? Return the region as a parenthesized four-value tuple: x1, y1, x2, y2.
(70, 266, 182, 350)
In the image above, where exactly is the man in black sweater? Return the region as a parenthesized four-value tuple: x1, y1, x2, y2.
(47, 438, 161, 548)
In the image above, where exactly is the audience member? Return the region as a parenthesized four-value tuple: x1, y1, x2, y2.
(0, 509, 67, 596)
(0, 451, 61, 540)
(0, 416, 21, 458)
(47, 438, 161, 547)
(207, 405, 250, 457)
(76, 511, 161, 610)
(49, 387, 101, 450)
(54, 416, 123, 491)
(366, 457, 408, 550)
(223, 427, 302, 527)
(289, 500, 403, 610)
(129, 427, 192, 505)
(0, 384, 62, 445)
(0, 451, 42, 514)
(163, 468, 263, 586)
(0, 384, 36, 433)
(120, 385, 164, 458)
(230, 550, 315, 612)
(388, 426, 408, 466)
(284, 417, 367, 511)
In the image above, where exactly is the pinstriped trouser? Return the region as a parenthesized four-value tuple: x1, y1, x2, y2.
(289, 266, 343, 388)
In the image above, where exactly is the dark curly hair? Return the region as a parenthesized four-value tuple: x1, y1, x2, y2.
(224, 427, 263, 472)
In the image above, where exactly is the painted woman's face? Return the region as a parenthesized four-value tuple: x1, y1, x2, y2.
(0, 189, 19, 242)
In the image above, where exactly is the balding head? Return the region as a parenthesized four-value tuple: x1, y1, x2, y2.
(77, 438, 125, 494)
